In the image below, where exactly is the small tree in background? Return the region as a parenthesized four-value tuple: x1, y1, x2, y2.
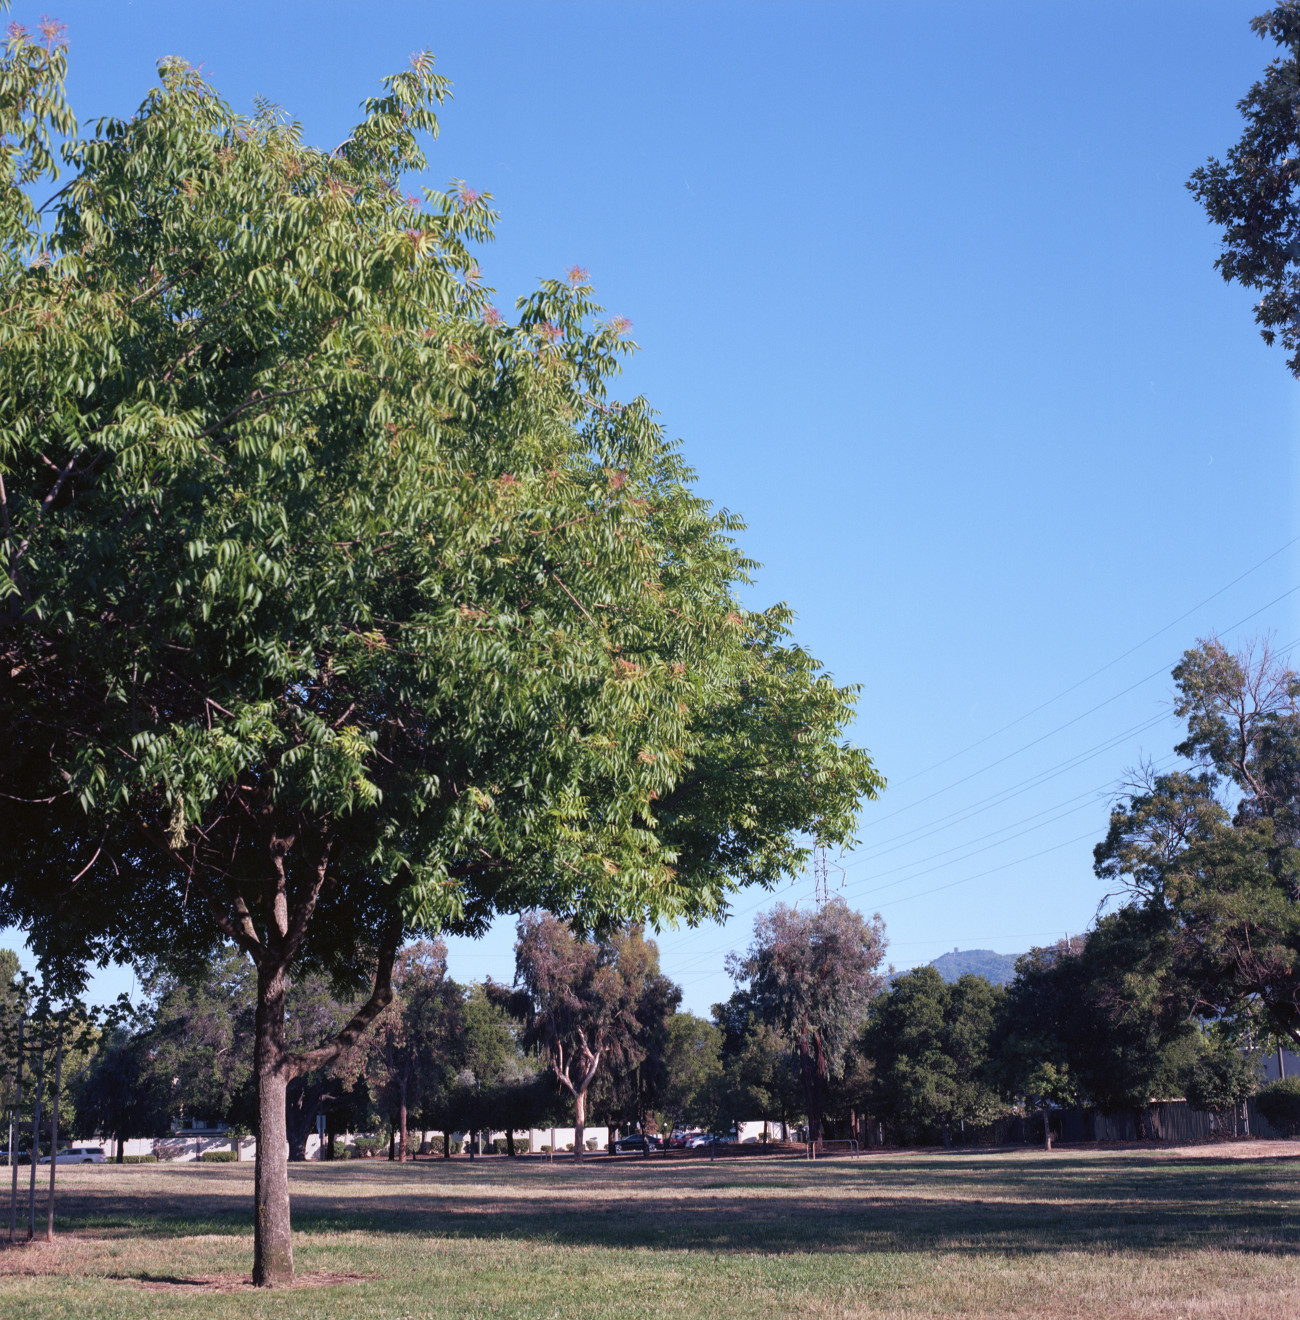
(864, 968, 1004, 1146)
(659, 1013, 722, 1137)
(727, 898, 886, 1143)
(1186, 1036, 1261, 1135)
(73, 1015, 171, 1161)
(365, 940, 460, 1161)
(511, 914, 648, 1161)
(992, 939, 1085, 1148)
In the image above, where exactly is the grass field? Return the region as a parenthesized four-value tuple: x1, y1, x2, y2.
(1, 1142, 1298, 1318)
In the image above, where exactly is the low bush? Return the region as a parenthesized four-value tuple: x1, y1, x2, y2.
(565, 1143, 574, 1152)
(493, 1139, 508, 1154)
(538, 1144, 551, 1153)
(351, 1137, 384, 1158)
(1256, 1077, 1300, 1136)
(201, 1151, 239, 1162)
(449, 1141, 463, 1155)
(124, 1154, 158, 1163)
(585, 1138, 597, 1151)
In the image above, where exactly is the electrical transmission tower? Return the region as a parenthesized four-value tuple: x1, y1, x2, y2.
(813, 846, 829, 904)
(812, 845, 845, 905)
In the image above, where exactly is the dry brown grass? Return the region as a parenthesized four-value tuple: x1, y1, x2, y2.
(0, 1140, 1296, 1318)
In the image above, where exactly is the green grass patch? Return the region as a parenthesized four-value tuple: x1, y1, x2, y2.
(1, 1145, 1298, 1317)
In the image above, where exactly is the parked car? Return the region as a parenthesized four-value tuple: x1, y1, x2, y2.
(686, 1134, 718, 1148)
(612, 1134, 660, 1154)
(39, 1147, 106, 1165)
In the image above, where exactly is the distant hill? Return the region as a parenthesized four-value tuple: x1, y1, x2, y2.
(928, 948, 1021, 986)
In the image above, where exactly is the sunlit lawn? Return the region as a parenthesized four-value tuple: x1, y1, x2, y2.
(1, 1143, 1298, 1318)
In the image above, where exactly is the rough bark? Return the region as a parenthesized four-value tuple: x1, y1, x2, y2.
(396, 1077, 409, 1161)
(1042, 1107, 1053, 1151)
(253, 964, 293, 1287)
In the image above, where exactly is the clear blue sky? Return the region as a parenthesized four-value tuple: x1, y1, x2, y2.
(4, 0, 1298, 1015)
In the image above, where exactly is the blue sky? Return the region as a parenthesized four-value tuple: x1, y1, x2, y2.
(4, 0, 1298, 1015)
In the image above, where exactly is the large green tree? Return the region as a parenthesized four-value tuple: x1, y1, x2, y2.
(1188, 3, 1300, 376)
(863, 967, 1004, 1146)
(0, 27, 879, 1285)
(1095, 639, 1300, 1050)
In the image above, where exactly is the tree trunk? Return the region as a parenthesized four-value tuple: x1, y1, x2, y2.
(27, 1027, 44, 1241)
(253, 965, 294, 1288)
(284, 1075, 324, 1162)
(1042, 1107, 1052, 1151)
(115, 1133, 124, 1164)
(9, 1015, 23, 1243)
(45, 1019, 63, 1241)
(397, 1079, 409, 1162)
(798, 1043, 822, 1144)
(506, 1128, 515, 1157)
(443, 1130, 450, 1159)
(574, 1090, 587, 1164)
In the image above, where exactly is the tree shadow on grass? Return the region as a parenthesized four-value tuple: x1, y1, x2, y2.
(43, 1153, 1300, 1259)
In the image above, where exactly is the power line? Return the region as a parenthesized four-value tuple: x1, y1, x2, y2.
(844, 712, 1176, 869)
(891, 536, 1300, 789)
(859, 582, 1300, 833)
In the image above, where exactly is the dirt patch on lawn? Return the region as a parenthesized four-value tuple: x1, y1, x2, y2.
(128, 1269, 374, 1292)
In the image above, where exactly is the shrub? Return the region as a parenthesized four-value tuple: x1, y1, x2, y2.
(351, 1137, 384, 1158)
(565, 1143, 574, 1152)
(448, 1141, 462, 1155)
(1256, 1077, 1300, 1137)
(538, 1144, 551, 1154)
(585, 1138, 597, 1151)
(492, 1139, 508, 1154)
(201, 1151, 239, 1162)
(123, 1155, 158, 1163)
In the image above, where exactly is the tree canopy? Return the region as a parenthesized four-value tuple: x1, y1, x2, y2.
(726, 898, 886, 1141)
(1188, 3, 1300, 375)
(0, 26, 880, 1285)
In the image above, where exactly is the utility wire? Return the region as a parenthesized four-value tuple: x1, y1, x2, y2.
(891, 535, 1300, 789)
(858, 582, 1300, 833)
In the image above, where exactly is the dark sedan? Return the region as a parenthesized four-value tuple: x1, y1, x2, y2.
(611, 1134, 660, 1154)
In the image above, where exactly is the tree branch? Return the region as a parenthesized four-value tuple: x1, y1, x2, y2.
(285, 911, 403, 1077)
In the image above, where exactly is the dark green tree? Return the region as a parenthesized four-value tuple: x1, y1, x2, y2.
(73, 1014, 171, 1161)
(659, 1012, 723, 1135)
(363, 940, 455, 1161)
(1095, 639, 1300, 1050)
(1188, 3, 1300, 376)
(864, 968, 1004, 1145)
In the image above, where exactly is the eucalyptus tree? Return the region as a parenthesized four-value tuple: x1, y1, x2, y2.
(727, 898, 887, 1142)
(0, 26, 879, 1286)
(1095, 638, 1300, 1050)
(510, 914, 650, 1160)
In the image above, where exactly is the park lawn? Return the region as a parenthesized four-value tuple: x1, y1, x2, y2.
(0, 1145, 1298, 1319)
